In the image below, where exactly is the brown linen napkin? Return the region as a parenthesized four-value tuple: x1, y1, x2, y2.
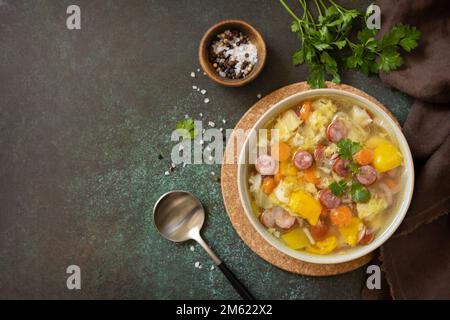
(362, 0, 450, 299)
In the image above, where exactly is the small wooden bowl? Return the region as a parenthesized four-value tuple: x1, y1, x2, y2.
(199, 20, 266, 87)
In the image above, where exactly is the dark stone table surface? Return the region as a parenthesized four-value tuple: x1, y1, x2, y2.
(0, 0, 412, 299)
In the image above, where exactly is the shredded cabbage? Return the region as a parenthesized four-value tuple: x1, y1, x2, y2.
(249, 174, 262, 193)
(357, 197, 388, 220)
(351, 105, 373, 127)
(296, 98, 337, 149)
(274, 180, 292, 203)
(273, 110, 301, 141)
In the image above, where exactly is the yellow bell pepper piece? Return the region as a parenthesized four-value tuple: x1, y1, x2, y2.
(306, 236, 337, 254)
(339, 217, 362, 247)
(279, 161, 298, 176)
(372, 141, 403, 172)
(288, 191, 322, 226)
(281, 227, 311, 250)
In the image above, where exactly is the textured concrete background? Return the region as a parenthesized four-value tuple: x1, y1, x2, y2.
(0, 0, 412, 299)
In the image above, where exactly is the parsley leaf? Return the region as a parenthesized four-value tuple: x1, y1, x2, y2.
(292, 48, 305, 65)
(307, 63, 326, 89)
(337, 139, 362, 160)
(350, 182, 371, 203)
(329, 180, 347, 197)
(280, 0, 420, 88)
(176, 118, 197, 140)
(379, 46, 404, 72)
(348, 162, 359, 174)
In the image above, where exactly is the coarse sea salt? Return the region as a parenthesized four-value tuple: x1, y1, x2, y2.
(210, 32, 258, 79)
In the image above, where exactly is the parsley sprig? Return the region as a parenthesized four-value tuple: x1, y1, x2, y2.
(337, 139, 361, 160)
(280, 0, 420, 88)
(329, 180, 347, 196)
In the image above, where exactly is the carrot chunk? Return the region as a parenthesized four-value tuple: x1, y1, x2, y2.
(304, 167, 321, 185)
(385, 178, 397, 190)
(330, 205, 353, 227)
(262, 177, 277, 194)
(299, 101, 313, 122)
(354, 148, 374, 166)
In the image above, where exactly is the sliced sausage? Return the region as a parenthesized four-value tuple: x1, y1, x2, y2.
(255, 154, 278, 176)
(309, 219, 329, 241)
(275, 209, 296, 229)
(319, 188, 341, 209)
(326, 120, 347, 142)
(332, 157, 350, 177)
(260, 206, 296, 230)
(358, 226, 374, 245)
(356, 165, 377, 186)
(259, 207, 280, 228)
(293, 151, 313, 170)
(313, 145, 325, 162)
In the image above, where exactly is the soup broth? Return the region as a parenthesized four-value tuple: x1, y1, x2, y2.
(248, 96, 405, 255)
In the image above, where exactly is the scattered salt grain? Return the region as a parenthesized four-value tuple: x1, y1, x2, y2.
(211, 172, 215, 176)
(182, 162, 187, 168)
(184, 114, 189, 119)
(197, 68, 200, 72)
(210, 265, 215, 270)
(178, 144, 184, 151)
(199, 140, 204, 145)
(190, 245, 195, 252)
(192, 85, 198, 90)
(208, 121, 215, 127)
(208, 155, 214, 161)
(164, 171, 170, 176)
(204, 98, 210, 104)
(222, 119, 226, 124)
(219, 128, 223, 132)
(203, 72, 207, 76)
(190, 72, 196, 78)
(199, 112, 203, 117)
(197, 88, 200, 92)
(194, 261, 201, 268)
(202, 128, 206, 134)
(200, 89, 207, 95)
(257, 93, 262, 99)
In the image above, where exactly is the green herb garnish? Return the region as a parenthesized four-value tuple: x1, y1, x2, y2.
(176, 118, 197, 140)
(350, 182, 371, 203)
(346, 24, 421, 75)
(348, 162, 359, 174)
(337, 139, 362, 160)
(329, 180, 347, 197)
(279, 0, 421, 88)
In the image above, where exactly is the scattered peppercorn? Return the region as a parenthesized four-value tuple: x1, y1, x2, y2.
(208, 29, 258, 80)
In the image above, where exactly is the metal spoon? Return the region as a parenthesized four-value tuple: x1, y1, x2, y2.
(153, 190, 254, 300)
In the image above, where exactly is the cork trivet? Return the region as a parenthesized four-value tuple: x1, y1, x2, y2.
(221, 82, 400, 276)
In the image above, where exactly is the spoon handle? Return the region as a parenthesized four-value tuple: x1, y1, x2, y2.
(193, 232, 254, 300)
(218, 262, 255, 300)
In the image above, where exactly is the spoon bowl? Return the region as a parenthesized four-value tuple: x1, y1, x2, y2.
(153, 191, 204, 243)
(153, 190, 254, 300)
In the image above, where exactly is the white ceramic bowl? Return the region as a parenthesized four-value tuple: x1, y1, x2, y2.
(237, 88, 414, 264)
